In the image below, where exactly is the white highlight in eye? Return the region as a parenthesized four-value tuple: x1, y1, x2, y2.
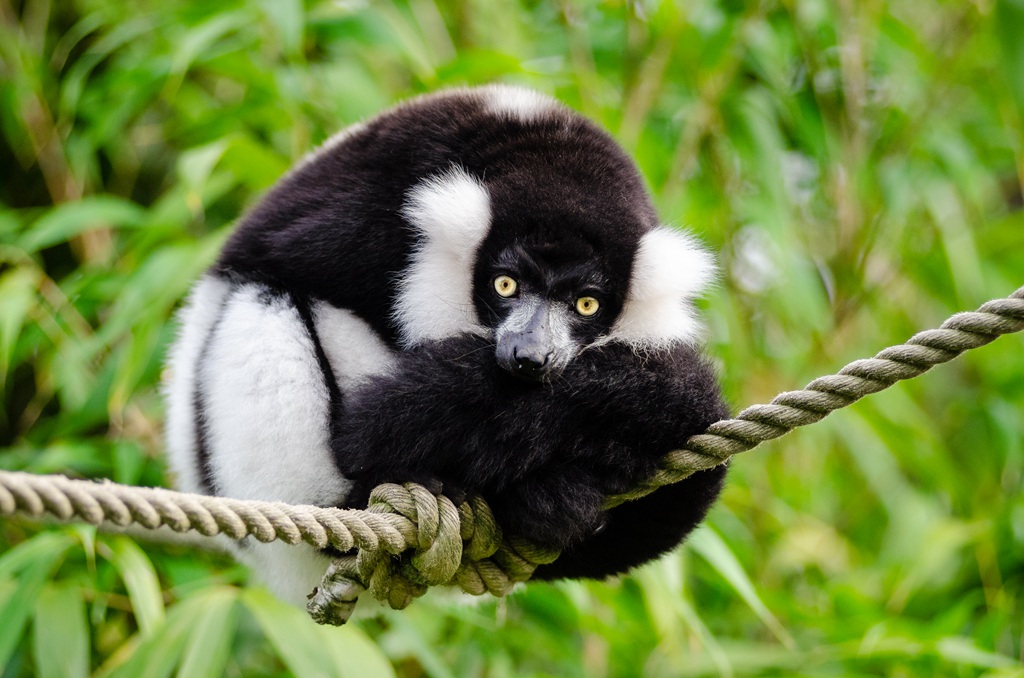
(396, 166, 492, 345)
(610, 226, 716, 348)
(480, 84, 559, 121)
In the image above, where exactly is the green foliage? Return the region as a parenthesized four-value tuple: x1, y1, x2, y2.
(1, 0, 1022, 675)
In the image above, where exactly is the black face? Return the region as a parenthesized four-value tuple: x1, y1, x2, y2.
(474, 240, 627, 382)
(458, 112, 653, 381)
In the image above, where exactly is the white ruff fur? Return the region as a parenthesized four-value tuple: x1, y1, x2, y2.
(163, 274, 230, 494)
(611, 227, 716, 348)
(163, 279, 348, 603)
(396, 167, 492, 345)
(479, 84, 558, 120)
(236, 541, 335, 607)
(199, 283, 350, 507)
(313, 302, 398, 390)
(191, 284, 359, 604)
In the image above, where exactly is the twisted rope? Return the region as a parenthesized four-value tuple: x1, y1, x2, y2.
(1, 286, 1022, 625)
(607, 286, 1024, 506)
(0, 472, 559, 624)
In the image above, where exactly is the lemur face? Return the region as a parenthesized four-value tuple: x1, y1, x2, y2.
(389, 88, 715, 376)
(468, 162, 644, 381)
(478, 240, 625, 381)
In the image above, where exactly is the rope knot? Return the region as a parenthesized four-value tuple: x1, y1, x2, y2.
(306, 483, 559, 625)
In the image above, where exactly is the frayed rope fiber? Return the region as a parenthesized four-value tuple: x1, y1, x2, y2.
(2, 286, 1022, 625)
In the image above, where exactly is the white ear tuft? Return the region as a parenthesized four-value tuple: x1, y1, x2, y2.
(611, 226, 716, 348)
(479, 84, 559, 121)
(395, 167, 492, 345)
(401, 166, 491, 260)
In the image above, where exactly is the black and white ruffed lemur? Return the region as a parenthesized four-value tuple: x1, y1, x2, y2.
(164, 85, 728, 604)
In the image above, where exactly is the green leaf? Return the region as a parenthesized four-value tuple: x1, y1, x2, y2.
(47, 337, 97, 414)
(687, 527, 794, 648)
(102, 537, 166, 637)
(242, 587, 396, 678)
(0, 533, 74, 669)
(995, 0, 1024, 110)
(0, 266, 38, 376)
(33, 583, 90, 678)
(320, 622, 397, 678)
(19, 196, 145, 252)
(112, 440, 147, 487)
(168, 11, 252, 79)
(221, 134, 290, 191)
(177, 140, 229, 204)
(175, 587, 239, 678)
(259, 0, 305, 58)
(934, 636, 1021, 669)
(96, 241, 223, 349)
(242, 588, 340, 678)
(101, 588, 229, 678)
(0, 531, 75, 579)
(0, 209, 21, 244)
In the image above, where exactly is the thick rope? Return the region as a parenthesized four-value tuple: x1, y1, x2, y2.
(1, 286, 1022, 625)
(606, 286, 1024, 506)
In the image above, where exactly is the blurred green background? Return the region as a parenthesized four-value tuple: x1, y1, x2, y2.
(1, 0, 1023, 675)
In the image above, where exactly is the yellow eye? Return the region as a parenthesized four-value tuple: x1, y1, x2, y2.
(494, 275, 518, 297)
(575, 296, 600, 316)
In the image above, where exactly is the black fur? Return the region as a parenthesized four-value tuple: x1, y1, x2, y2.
(215, 91, 655, 345)
(182, 88, 729, 587)
(333, 334, 728, 579)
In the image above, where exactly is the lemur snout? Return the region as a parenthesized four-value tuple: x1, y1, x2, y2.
(513, 347, 551, 379)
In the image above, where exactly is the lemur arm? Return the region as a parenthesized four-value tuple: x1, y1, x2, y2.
(332, 334, 727, 555)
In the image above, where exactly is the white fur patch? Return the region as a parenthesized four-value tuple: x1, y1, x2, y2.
(167, 285, 388, 606)
(163, 274, 231, 494)
(396, 167, 492, 345)
(199, 284, 351, 507)
(479, 84, 558, 121)
(610, 227, 716, 348)
(313, 301, 398, 389)
(233, 541, 335, 606)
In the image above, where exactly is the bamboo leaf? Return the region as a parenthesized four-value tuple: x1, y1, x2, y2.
(102, 537, 165, 637)
(0, 266, 38, 376)
(0, 533, 73, 669)
(101, 588, 227, 678)
(19, 196, 145, 252)
(33, 583, 90, 678)
(175, 586, 239, 678)
(242, 587, 395, 678)
(687, 527, 794, 648)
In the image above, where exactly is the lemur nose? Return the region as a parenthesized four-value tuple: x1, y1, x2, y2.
(513, 348, 550, 375)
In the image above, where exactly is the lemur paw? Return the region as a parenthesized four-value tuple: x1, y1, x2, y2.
(424, 479, 467, 506)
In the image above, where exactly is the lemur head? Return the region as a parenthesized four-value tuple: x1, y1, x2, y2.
(395, 85, 715, 381)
